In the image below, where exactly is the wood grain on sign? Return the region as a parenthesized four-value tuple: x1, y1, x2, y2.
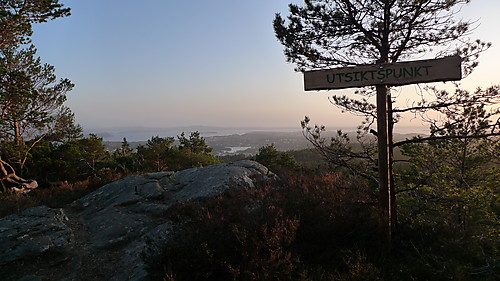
(304, 56, 462, 91)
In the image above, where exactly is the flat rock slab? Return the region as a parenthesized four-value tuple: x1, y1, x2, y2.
(0, 206, 72, 266)
(0, 160, 275, 281)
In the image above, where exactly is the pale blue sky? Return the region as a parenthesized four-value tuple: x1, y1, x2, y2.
(31, 0, 500, 132)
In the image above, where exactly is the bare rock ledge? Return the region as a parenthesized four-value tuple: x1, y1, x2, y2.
(0, 160, 275, 281)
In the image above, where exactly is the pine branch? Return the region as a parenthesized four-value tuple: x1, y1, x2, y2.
(393, 132, 500, 147)
(393, 99, 469, 113)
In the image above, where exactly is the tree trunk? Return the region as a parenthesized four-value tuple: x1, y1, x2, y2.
(0, 156, 38, 193)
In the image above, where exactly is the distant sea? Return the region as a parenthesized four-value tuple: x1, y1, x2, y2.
(84, 126, 301, 142)
(85, 125, 429, 142)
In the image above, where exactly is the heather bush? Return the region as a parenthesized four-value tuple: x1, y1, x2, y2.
(159, 166, 499, 280)
(160, 172, 381, 281)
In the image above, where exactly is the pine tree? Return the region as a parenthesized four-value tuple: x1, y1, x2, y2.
(274, 0, 496, 239)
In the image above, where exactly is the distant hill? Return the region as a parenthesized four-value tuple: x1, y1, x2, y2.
(86, 126, 302, 142)
(103, 130, 427, 156)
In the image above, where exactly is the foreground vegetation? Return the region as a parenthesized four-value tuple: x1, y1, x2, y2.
(0, 135, 498, 280)
(159, 168, 498, 281)
(158, 140, 498, 280)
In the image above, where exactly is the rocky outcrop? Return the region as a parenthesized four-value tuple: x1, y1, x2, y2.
(0, 160, 275, 281)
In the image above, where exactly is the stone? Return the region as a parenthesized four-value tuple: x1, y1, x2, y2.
(0, 206, 72, 266)
(0, 160, 276, 280)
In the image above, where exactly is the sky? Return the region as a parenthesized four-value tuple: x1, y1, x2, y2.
(31, 0, 500, 135)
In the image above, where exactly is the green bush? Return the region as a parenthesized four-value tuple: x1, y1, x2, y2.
(255, 144, 301, 174)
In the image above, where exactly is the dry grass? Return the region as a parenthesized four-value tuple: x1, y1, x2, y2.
(0, 176, 122, 218)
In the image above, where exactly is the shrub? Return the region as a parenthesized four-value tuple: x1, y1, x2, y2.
(0, 176, 118, 218)
(160, 172, 381, 281)
(159, 168, 499, 280)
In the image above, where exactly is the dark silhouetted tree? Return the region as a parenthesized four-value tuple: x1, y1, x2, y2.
(169, 131, 219, 170)
(274, 0, 495, 238)
(0, 46, 75, 170)
(178, 131, 212, 154)
(113, 137, 135, 175)
(0, 0, 73, 191)
(28, 134, 110, 183)
(0, 45, 77, 191)
(398, 90, 499, 232)
(136, 136, 175, 172)
(255, 144, 300, 173)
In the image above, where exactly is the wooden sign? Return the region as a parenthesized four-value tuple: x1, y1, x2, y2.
(304, 56, 462, 91)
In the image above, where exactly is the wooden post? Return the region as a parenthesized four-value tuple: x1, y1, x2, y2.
(387, 92, 397, 230)
(302, 55, 461, 244)
(376, 84, 393, 243)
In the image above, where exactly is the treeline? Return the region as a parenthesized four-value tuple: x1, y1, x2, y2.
(24, 131, 219, 187)
(0, 131, 220, 217)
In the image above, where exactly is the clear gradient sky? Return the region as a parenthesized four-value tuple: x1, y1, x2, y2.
(31, 0, 500, 133)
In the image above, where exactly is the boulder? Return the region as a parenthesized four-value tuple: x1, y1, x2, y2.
(0, 160, 275, 281)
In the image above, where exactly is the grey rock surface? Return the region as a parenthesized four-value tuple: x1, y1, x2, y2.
(0, 160, 275, 281)
(0, 206, 72, 266)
